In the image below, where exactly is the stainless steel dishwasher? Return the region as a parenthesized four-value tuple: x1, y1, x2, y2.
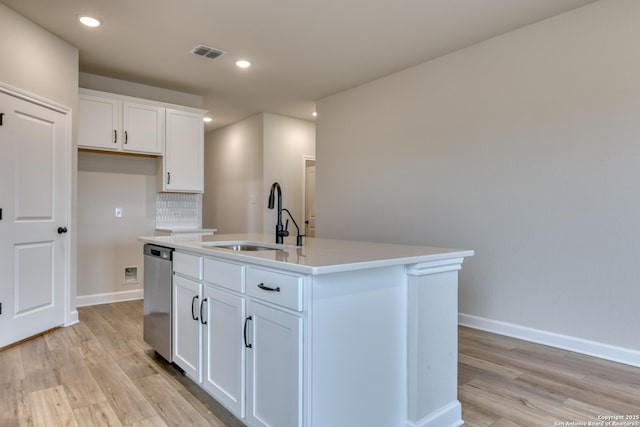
(143, 243, 174, 362)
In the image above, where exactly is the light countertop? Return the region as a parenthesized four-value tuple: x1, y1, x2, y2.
(139, 233, 473, 275)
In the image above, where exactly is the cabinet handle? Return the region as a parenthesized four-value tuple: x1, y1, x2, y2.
(191, 295, 199, 321)
(244, 316, 252, 348)
(200, 298, 207, 325)
(167, 172, 171, 185)
(114, 130, 117, 144)
(258, 283, 280, 293)
(124, 130, 128, 144)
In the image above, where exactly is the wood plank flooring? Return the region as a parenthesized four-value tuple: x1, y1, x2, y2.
(1, 300, 638, 426)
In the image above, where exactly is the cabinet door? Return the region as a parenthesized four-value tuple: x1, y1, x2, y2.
(173, 275, 202, 382)
(78, 94, 121, 150)
(202, 285, 246, 417)
(164, 108, 203, 192)
(246, 301, 303, 427)
(122, 102, 164, 155)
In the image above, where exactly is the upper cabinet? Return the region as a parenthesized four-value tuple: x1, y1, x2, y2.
(161, 108, 204, 193)
(78, 90, 164, 155)
(78, 89, 206, 193)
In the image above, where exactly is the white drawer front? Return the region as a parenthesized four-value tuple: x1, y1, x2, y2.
(246, 267, 303, 311)
(203, 258, 245, 293)
(173, 252, 203, 280)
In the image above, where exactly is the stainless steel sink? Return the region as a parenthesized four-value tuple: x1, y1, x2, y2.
(201, 241, 287, 251)
(215, 244, 278, 251)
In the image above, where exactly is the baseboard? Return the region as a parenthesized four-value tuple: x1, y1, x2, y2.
(65, 310, 79, 326)
(76, 289, 143, 307)
(459, 313, 640, 368)
(406, 401, 463, 427)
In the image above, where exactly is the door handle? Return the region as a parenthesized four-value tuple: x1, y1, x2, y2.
(244, 316, 252, 348)
(191, 295, 199, 321)
(114, 130, 117, 144)
(57, 227, 68, 234)
(200, 298, 207, 325)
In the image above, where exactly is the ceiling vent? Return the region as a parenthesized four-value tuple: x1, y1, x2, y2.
(190, 44, 225, 60)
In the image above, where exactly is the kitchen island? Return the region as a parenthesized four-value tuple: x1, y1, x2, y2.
(139, 233, 473, 427)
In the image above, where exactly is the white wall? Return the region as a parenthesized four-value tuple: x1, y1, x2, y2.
(80, 73, 203, 109)
(203, 113, 315, 237)
(263, 113, 316, 237)
(77, 152, 157, 299)
(0, 4, 79, 311)
(316, 0, 640, 357)
(203, 114, 264, 233)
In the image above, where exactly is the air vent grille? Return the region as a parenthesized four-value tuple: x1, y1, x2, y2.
(190, 44, 225, 59)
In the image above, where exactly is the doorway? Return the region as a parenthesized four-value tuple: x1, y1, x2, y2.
(303, 157, 316, 237)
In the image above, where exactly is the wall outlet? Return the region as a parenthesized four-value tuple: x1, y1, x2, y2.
(115, 207, 123, 218)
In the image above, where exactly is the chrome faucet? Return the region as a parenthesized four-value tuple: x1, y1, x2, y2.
(268, 182, 304, 246)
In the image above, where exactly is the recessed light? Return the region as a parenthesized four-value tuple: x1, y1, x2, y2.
(312, 112, 317, 117)
(203, 117, 213, 123)
(235, 60, 251, 69)
(78, 15, 102, 27)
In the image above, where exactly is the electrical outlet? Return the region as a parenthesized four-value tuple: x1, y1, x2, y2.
(115, 207, 123, 218)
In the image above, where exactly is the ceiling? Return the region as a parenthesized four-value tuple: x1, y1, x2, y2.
(1, 0, 598, 130)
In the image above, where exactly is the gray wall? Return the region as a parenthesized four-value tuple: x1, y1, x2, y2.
(263, 113, 316, 235)
(203, 113, 315, 236)
(0, 4, 79, 311)
(203, 114, 264, 233)
(316, 0, 640, 353)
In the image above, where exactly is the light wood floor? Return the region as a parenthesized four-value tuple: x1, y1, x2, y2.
(1, 300, 638, 427)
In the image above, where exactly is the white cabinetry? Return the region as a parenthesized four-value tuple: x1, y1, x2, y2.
(202, 285, 246, 416)
(172, 252, 304, 427)
(161, 108, 204, 193)
(201, 256, 246, 416)
(172, 252, 204, 381)
(246, 301, 303, 427)
(172, 274, 202, 381)
(78, 90, 164, 155)
(245, 266, 304, 427)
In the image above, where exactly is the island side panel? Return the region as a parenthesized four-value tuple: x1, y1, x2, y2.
(407, 264, 463, 427)
(309, 266, 407, 427)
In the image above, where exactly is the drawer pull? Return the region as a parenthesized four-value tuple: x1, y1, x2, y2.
(258, 283, 280, 293)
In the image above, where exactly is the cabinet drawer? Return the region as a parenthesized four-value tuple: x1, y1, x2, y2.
(174, 252, 203, 280)
(203, 258, 245, 293)
(246, 267, 303, 311)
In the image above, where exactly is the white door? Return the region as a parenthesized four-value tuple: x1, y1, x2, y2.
(304, 163, 316, 237)
(202, 285, 246, 417)
(246, 301, 303, 427)
(0, 89, 69, 348)
(172, 274, 202, 382)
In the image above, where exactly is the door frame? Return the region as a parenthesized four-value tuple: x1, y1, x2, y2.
(301, 155, 316, 237)
(0, 82, 76, 327)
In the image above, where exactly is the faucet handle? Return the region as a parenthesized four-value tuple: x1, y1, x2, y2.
(281, 219, 290, 237)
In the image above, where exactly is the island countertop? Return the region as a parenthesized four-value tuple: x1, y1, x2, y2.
(138, 233, 473, 275)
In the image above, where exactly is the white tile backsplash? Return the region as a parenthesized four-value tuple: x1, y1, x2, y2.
(155, 193, 201, 229)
